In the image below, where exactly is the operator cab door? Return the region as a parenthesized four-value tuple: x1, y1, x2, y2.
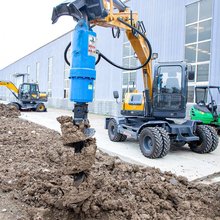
(152, 63, 187, 118)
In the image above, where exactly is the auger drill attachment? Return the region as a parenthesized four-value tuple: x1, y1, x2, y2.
(52, 1, 108, 137)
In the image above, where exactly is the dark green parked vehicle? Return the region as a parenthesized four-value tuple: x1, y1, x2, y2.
(190, 86, 220, 134)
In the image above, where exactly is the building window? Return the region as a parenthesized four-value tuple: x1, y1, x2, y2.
(36, 62, 40, 83)
(185, 0, 213, 103)
(48, 57, 53, 97)
(64, 48, 71, 99)
(122, 34, 137, 99)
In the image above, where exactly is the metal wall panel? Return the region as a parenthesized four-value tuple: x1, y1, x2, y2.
(0, 33, 71, 102)
(0, 0, 219, 114)
(94, 27, 124, 101)
(127, 0, 185, 92)
(210, 0, 220, 86)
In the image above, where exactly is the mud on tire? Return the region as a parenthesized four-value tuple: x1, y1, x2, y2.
(156, 127, 170, 158)
(139, 127, 163, 159)
(189, 125, 213, 153)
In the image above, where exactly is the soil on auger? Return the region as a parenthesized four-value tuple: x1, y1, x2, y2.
(0, 103, 220, 220)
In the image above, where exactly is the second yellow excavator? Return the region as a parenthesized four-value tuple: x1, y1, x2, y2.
(0, 81, 47, 112)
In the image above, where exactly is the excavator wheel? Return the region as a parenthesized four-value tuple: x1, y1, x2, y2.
(36, 103, 46, 112)
(156, 127, 171, 158)
(8, 102, 20, 110)
(205, 125, 219, 153)
(108, 119, 124, 142)
(139, 127, 163, 159)
(189, 125, 213, 153)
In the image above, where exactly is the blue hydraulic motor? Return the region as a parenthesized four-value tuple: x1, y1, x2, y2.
(52, 0, 108, 126)
(70, 20, 96, 123)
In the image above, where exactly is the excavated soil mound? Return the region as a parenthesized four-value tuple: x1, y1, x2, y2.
(0, 116, 220, 219)
(0, 103, 20, 118)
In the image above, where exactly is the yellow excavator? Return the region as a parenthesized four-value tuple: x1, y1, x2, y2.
(0, 81, 47, 112)
(52, 0, 218, 158)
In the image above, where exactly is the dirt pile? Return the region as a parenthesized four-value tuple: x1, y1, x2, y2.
(0, 103, 20, 118)
(0, 116, 220, 219)
(57, 116, 90, 144)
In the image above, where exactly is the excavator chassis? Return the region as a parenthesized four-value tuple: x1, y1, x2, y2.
(9, 101, 47, 112)
(105, 116, 219, 159)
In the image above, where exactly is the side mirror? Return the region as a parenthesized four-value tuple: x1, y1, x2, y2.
(188, 71, 195, 80)
(113, 91, 119, 99)
(151, 53, 158, 60)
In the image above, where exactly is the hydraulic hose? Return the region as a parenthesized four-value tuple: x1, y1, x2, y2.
(64, 42, 101, 66)
(64, 18, 152, 71)
(64, 42, 71, 66)
(97, 18, 152, 71)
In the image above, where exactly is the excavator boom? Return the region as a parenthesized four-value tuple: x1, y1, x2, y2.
(52, 0, 153, 97)
(90, 2, 153, 96)
(0, 81, 19, 99)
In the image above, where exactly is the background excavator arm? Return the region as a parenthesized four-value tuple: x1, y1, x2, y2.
(0, 81, 19, 99)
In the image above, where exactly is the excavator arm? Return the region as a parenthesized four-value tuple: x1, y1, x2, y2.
(0, 81, 19, 99)
(52, 0, 153, 97)
(89, 1, 153, 96)
(52, 0, 153, 132)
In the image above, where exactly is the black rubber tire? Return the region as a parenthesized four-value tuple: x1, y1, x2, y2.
(108, 119, 123, 142)
(120, 134, 127, 142)
(189, 125, 213, 153)
(139, 127, 163, 159)
(8, 102, 20, 110)
(156, 127, 170, 158)
(36, 103, 46, 112)
(205, 125, 219, 153)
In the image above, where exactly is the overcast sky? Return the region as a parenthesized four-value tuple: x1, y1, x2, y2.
(0, 0, 76, 70)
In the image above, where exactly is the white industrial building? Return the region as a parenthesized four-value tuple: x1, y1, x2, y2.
(0, 0, 219, 115)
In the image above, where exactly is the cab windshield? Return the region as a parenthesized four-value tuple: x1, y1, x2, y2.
(157, 66, 182, 94)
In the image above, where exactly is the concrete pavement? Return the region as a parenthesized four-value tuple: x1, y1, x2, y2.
(19, 107, 220, 181)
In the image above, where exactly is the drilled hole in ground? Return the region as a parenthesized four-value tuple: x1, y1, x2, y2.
(70, 172, 86, 186)
(66, 141, 85, 153)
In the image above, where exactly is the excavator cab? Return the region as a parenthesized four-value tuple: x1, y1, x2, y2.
(18, 83, 48, 104)
(121, 62, 192, 119)
(152, 62, 188, 118)
(19, 83, 39, 102)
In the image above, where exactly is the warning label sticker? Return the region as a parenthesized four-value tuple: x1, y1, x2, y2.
(88, 35, 96, 57)
(88, 84, 93, 90)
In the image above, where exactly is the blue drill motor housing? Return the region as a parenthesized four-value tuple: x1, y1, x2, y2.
(70, 19, 96, 103)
